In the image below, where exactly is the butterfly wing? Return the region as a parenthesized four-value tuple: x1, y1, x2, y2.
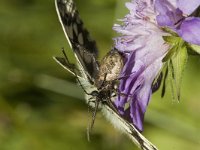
(55, 0, 99, 83)
(102, 104, 158, 150)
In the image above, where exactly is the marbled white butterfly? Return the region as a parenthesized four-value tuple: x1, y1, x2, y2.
(53, 0, 158, 150)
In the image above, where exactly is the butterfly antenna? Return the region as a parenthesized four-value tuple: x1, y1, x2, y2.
(86, 98, 95, 142)
(87, 99, 92, 142)
(90, 99, 99, 130)
(87, 98, 99, 141)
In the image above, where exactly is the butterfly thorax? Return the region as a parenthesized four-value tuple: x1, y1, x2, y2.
(91, 88, 111, 101)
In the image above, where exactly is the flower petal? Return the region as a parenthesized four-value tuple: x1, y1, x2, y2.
(155, 0, 183, 27)
(155, 0, 175, 14)
(177, 17, 200, 45)
(177, 0, 200, 15)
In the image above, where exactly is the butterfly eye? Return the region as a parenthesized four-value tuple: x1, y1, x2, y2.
(91, 90, 99, 97)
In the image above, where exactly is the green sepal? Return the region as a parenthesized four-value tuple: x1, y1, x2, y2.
(161, 64, 168, 98)
(187, 44, 200, 56)
(162, 36, 183, 62)
(167, 45, 188, 102)
(162, 36, 181, 44)
(162, 45, 178, 62)
(162, 27, 178, 36)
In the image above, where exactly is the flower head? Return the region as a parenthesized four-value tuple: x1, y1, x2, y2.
(113, 0, 170, 131)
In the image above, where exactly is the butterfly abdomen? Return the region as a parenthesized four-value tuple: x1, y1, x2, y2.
(96, 49, 124, 85)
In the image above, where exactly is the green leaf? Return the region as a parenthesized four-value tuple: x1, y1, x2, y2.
(167, 45, 188, 102)
(187, 44, 200, 55)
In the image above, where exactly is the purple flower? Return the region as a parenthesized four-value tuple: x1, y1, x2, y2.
(155, 0, 200, 45)
(113, 0, 200, 131)
(113, 0, 170, 131)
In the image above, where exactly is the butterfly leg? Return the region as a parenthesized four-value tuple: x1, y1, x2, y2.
(61, 48, 96, 96)
(61, 48, 77, 73)
(53, 48, 82, 77)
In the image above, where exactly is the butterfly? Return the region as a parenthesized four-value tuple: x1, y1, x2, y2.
(54, 0, 158, 150)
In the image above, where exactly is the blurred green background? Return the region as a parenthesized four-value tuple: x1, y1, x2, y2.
(0, 0, 200, 150)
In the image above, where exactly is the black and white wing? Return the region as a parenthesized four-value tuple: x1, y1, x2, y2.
(102, 105, 158, 150)
(54, 0, 99, 83)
